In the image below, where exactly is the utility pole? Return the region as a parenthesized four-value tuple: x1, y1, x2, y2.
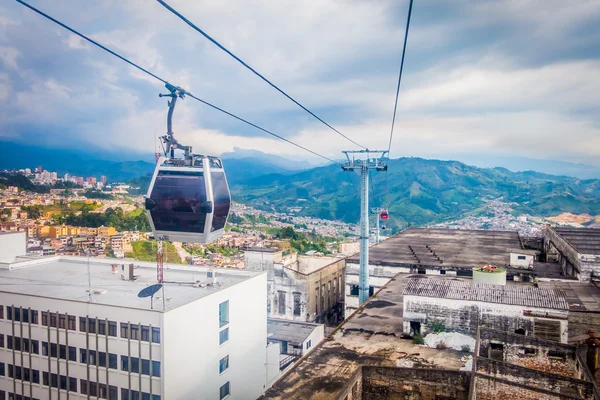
(342, 150, 388, 306)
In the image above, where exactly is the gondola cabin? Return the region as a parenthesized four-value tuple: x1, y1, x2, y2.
(380, 209, 389, 221)
(145, 155, 231, 244)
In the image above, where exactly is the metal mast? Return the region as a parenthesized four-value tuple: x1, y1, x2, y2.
(372, 208, 381, 244)
(342, 150, 388, 305)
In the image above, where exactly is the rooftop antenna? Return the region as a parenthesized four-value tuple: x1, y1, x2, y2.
(86, 248, 92, 302)
(138, 284, 163, 310)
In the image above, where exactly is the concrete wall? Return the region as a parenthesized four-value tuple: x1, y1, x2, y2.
(0, 232, 27, 262)
(477, 357, 594, 398)
(301, 324, 325, 356)
(403, 296, 569, 343)
(245, 250, 277, 272)
(474, 375, 581, 400)
(361, 367, 470, 400)
(162, 272, 268, 400)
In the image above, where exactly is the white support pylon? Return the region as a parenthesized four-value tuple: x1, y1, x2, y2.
(342, 150, 388, 306)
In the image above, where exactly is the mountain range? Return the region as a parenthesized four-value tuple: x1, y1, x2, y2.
(230, 157, 600, 228)
(2, 141, 600, 228)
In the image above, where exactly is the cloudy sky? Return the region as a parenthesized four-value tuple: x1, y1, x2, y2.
(1, 0, 600, 166)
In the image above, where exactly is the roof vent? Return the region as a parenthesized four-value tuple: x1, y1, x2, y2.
(88, 288, 107, 295)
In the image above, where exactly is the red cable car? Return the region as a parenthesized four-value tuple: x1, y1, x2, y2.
(380, 209, 389, 221)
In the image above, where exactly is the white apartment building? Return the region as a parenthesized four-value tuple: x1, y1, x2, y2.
(0, 233, 268, 400)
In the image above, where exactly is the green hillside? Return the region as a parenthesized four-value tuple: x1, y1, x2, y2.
(231, 157, 600, 229)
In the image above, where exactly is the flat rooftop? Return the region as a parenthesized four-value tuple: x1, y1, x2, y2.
(347, 228, 524, 269)
(260, 275, 464, 400)
(552, 227, 600, 255)
(404, 278, 569, 310)
(268, 319, 321, 346)
(0, 255, 263, 312)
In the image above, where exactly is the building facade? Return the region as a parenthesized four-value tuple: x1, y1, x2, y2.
(402, 278, 570, 343)
(0, 238, 269, 400)
(245, 248, 345, 324)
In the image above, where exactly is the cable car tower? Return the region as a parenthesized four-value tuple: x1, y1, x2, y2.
(342, 150, 388, 306)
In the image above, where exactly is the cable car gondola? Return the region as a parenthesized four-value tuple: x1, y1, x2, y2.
(380, 209, 389, 221)
(145, 84, 231, 244)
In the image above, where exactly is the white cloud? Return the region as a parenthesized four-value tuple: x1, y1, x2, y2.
(3, 0, 600, 168)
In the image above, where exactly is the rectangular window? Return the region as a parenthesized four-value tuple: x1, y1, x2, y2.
(141, 325, 150, 341)
(42, 342, 48, 357)
(50, 343, 57, 358)
(130, 324, 140, 340)
(42, 311, 48, 326)
(219, 300, 229, 328)
(518, 255, 527, 260)
(108, 386, 118, 400)
(0, 362, 4, 376)
(98, 320, 106, 335)
(0, 334, 3, 348)
(306, 340, 312, 350)
(350, 284, 359, 296)
(88, 318, 96, 334)
(219, 355, 229, 373)
(142, 359, 150, 375)
(80, 349, 87, 364)
(79, 317, 87, 332)
(81, 379, 88, 395)
(69, 346, 76, 361)
(121, 356, 129, 371)
(59, 314, 66, 329)
(0, 305, 3, 319)
(131, 357, 140, 373)
(68, 315, 76, 330)
(60, 375, 67, 390)
(108, 321, 117, 337)
(32, 339, 39, 354)
(219, 327, 229, 345)
(50, 312, 57, 328)
(278, 292, 286, 315)
(120, 323, 129, 338)
(152, 361, 161, 377)
(33, 369, 39, 384)
(59, 344, 66, 360)
(31, 310, 38, 324)
(293, 292, 302, 316)
(109, 353, 118, 369)
(220, 382, 231, 399)
(99, 352, 106, 368)
(151, 327, 160, 343)
(69, 377, 77, 392)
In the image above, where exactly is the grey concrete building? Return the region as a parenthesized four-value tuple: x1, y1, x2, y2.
(543, 227, 600, 282)
(403, 278, 570, 342)
(245, 248, 345, 324)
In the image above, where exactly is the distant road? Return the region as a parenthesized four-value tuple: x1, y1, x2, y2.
(172, 242, 191, 262)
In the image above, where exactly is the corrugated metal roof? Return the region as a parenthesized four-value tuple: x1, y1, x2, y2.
(403, 278, 568, 310)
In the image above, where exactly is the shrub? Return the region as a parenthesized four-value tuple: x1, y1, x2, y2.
(412, 334, 425, 345)
(461, 344, 472, 353)
(430, 322, 446, 333)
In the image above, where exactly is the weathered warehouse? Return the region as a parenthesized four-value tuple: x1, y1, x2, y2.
(544, 227, 600, 282)
(345, 228, 537, 316)
(403, 278, 570, 342)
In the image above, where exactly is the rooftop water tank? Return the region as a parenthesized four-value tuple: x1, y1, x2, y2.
(472, 264, 507, 286)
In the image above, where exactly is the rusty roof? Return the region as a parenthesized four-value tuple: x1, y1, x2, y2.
(403, 278, 568, 310)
